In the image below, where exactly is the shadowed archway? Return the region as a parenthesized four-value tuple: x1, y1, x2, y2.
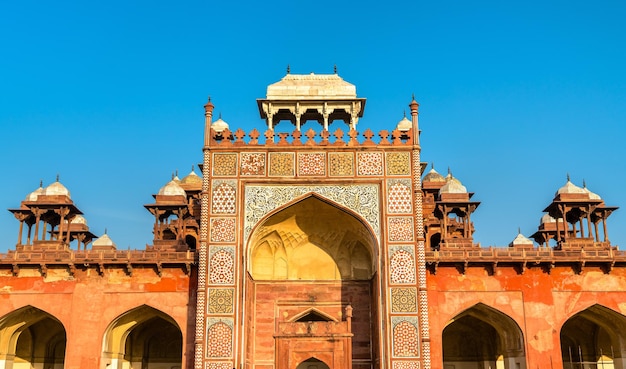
(0, 305, 66, 369)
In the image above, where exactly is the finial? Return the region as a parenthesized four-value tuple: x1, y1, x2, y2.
(56, 174, 60, 182)
(171, 172, 175, 180)
(176, 169, 179, 177)
(567, 173, 570, 182)
(191, 164, 195, 172)
(287, 64, 290, 74)
(207, 96, 211, 102)
(448, 167, 451, 175)
(412, 93, 415, 101)
(518, 226, 521, 234)
(403, 110, 406, 118)
(219, 112, 222, 120)
(334, 64, 337, 74)
(39, 179, 43, 188)
(583, 179, 587, 188)
(431, 163, 435, 170)
(104, 228, 108, 235)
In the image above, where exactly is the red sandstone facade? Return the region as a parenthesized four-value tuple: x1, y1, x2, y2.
(0, 72, 623, 369)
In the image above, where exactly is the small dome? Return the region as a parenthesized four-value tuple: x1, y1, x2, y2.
(439, 174, 467, 194)
(556, 180, 585, 196)
(509, 232, 534, 247)
(396, 116, 412, 131)
(582, 183, 602, 200)
(181, 167, 202, 185)
(44, 180, 71, 198)
(423, 167, 446, 183)
(158, 180, 186, 197)
(72, 215, 87, 225)
(25, 184, 44, 201)
(211, 118, 229, 133)
(93, 233, 116, 248)
(540, 214, 556, 224)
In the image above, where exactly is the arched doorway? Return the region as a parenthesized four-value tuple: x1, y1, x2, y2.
(101, 305, 182, 369)
(0, 305, 66, 369)
(296, 357, 331, 369)
(245, 195, 379, 369)
(442, 303, 526, 369)
(561, 304, 626, 369)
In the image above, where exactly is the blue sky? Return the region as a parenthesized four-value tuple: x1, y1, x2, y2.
(1, 1, 625, 252)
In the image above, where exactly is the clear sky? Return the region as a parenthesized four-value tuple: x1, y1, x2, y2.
(1, 0, 625, 252)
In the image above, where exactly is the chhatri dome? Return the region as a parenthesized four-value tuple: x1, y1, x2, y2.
(25, 181, 44, 201)
(44, 177, 71, 198)
(158, 178, 187, 197)
(439, 170, 467, 194)
(423, 165, 446, 183)
(555, 176, 586, 196)
(181, 166, 202, 185)
(92, 232, 116, 248)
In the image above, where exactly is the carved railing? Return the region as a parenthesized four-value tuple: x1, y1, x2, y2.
(426, 247, 626, 264)
(0, 249, 196, 265)
(208, 127, 414, 147)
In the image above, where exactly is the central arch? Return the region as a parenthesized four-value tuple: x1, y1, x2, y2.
(245, 194, 380, 369)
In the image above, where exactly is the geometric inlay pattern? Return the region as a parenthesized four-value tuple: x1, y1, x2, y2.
(297, 152, 326, 176)
(206, 363, 233, 369)
(208, 288, 234, 314)
(388, 179, 412, 214)
(392, 317, 420, 358)
(391, 287, 418, 312)
(206, 318, 234, 358)
(211, 180, 237, 214)
(244, 184, 380, 243)
(386, 152, 411, 175)
(388, 217, 414, 242)
(389, 246, 416, 284)
(209, 247, 235, 285)
(269, 152, 295, 176)
(392, 361, 420, 369)
(210, 217, 236, 243)
(329, 152, 354, 176)
(357, 152, 384, 176)
(240, 152, 266, 176)
(213, 153, 237, 176)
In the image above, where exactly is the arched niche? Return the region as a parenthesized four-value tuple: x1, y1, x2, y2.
(248, 195, 377, 281)
(561, 304, 626, 369)
(296, 357, 331, 369)
(0, 305, 66, 369)
(442, 303, 526, 369)
(101, 305, 182, 369)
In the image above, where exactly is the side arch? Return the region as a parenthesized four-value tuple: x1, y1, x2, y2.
(0, 305, 66, 369)
(442, 303, 526, 369)
(561, 304, 626, 369)
(101, 305, 182, 369)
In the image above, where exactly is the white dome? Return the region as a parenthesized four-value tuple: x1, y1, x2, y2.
(556, 180, 585, 196)
(396, 116, 412, 131)
(25, 184, 44, 201)
(439, 175, 467, 194)
(540, 214, 556, 224)
(509, 232, 534, 246)
(72, 215, 87, 225)
(93, 233, 116, 248)
(44, 180, 71, 198)
(583, 184, 602, 200)
(211, 118, 229, 133)
(158, 180, 186, 197)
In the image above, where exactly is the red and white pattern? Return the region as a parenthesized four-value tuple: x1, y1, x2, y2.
(388, 180, 412, 214)
(212, 181, 236, 214)
(357, 152, 384, 176)
(386, 152, 411, 175)
(209, 247, 235, 285)
(393, 361, 420, 369)
(240, 152, 266, 176)
(206, 321, 233, 357)
(212, 153, 237, 176)
(390, 247, 416, 284)
(298, 152, 326, 176)
(210, 218, 236, 243)
(206, 362, 232, 369)
(388, 217, 414, 242)
(392, 318, 420, 357)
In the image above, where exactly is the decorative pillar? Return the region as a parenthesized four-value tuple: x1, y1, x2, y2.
(204, 97, 215, 147)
